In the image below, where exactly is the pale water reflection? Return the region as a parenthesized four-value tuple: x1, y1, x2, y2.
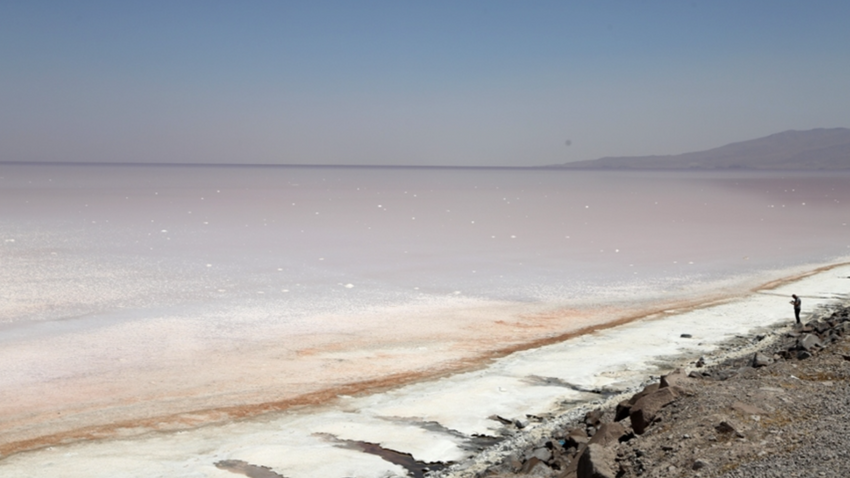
(1, 165, 849, 476)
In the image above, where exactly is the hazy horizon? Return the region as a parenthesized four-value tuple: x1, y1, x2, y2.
(2, 2, 849, 167)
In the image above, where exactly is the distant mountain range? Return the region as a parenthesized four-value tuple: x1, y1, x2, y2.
(554, 128, 850, 170)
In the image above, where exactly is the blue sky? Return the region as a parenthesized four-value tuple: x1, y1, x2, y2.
(1, 1, 849, 166)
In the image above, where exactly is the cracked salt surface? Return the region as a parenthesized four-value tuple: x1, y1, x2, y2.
(2, 264, 848, 478)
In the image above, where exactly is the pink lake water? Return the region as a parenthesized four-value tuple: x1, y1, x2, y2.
(1, 165, 849, 470)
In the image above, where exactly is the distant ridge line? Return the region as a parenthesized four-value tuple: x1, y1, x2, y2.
(0, 161, 552, 170)
(554, 127, 850, 170)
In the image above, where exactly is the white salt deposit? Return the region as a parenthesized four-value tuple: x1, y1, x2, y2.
(1, 264, 847, 478)
(1, 165, 850, 477)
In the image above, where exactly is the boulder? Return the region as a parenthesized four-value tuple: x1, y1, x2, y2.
(629, 383, 660, 405)
(630, 387, 678, 434)
(614, 399, 631, 422)
(798, 333, 822, 351)
(577, 444, 617, 478)
(587, 422, 627, 447)
(660, 368, 691, 392)
(564, 427, 589, 449)
(812, 320, 830, 333)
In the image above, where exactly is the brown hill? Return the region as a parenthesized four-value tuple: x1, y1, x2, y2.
(557, 128, 850, 170)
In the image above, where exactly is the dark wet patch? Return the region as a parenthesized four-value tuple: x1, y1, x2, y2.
(377, 416, 504, 452)
(214, 459, 287, 478)
(317, 433, 451, 478)
(469, 433, 503, 449)
(524, 375, 620, 398)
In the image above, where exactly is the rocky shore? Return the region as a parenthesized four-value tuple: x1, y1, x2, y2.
(439, 302, 850, 478)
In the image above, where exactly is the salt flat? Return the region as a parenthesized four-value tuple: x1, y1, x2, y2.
(2, 263, 847, 478)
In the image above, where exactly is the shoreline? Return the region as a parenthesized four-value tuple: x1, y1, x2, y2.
(446, 299, 850, 478)
(433, 311, 803, 477)
(1, 262, 849, 476)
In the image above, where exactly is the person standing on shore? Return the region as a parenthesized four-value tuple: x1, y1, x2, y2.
(790, 294, 802, 324)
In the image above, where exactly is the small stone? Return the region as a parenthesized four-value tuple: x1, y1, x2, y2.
(527, 446, 552, 463)
(585, 409, 604, 427)
(716, 420, 742, 435)
(692, 459, 709, 470)
(731, 401, 767, 416)
(752, 352, 772, 367)
(681, 333, 692, 338)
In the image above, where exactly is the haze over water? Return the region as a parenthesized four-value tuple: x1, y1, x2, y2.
(1, 164, 849, 470)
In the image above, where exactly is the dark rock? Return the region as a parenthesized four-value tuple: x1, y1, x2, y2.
(812, 320, 830, 333)
(714, 369, 738, 381)
(731, 401, 767, 415)
(659, 368, 690, 391)
(798, 333, 822, 351)
(630, 387, 678, 434)
(564, 427, 590, 449)
(614, 400, 631, 422)
(798, 350, 812, 360)
(692, 459, 710, 470)
(588, 422, 627, 447)
(490, 415, 513, 425)
(577, 443, 617, 478)
(695, 356, 706, 367)
(752, 352, 772, 367)
(584, 409, 604, 427)
(716, 420, 744, 437)
(680, 333, 692, 338)
(629, 383, 660, 406)
(520, 456, 545, 474)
